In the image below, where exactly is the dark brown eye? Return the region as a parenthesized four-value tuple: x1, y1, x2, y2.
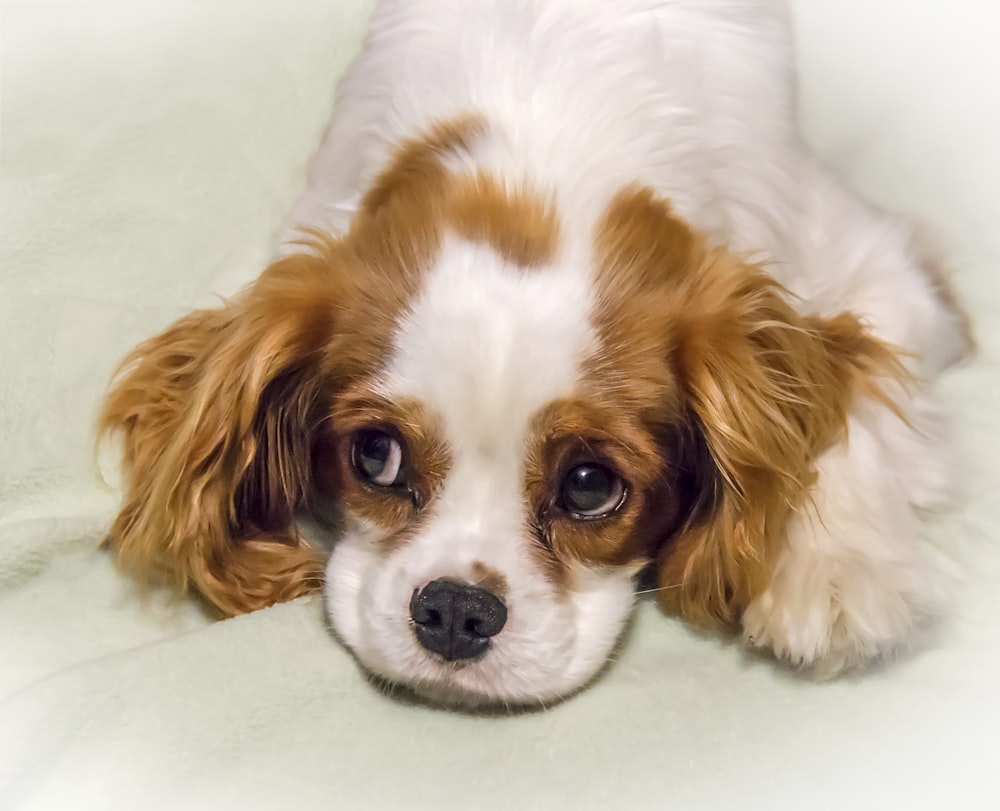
(352, 430, 404, 487)
(558, 463, 626, 519)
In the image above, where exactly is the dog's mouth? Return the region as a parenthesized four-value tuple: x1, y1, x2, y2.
(410, 652, 508, 706)
(429, 653, 487, 671)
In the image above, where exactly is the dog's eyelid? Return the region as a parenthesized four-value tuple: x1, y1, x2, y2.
(556, 451, 628, 489)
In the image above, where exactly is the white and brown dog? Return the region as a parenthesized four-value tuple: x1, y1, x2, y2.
(100, 0, 972, 705)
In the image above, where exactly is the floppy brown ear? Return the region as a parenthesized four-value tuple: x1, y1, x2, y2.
(98, 252, 339, 615)
(595, 186, 901, 628)
(655, 245, 902, 628)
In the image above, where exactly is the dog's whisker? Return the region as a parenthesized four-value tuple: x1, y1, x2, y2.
(634, 582, 688, 596)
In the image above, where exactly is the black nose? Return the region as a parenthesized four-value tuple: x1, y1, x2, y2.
(410, 579, 508, 662)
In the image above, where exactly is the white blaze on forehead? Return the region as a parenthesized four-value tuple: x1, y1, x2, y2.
(377, 237, 595, 574)
(380, 237, 595, 461)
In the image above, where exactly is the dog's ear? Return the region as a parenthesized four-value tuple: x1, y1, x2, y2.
(657, 240, 904, 629)
(97, 118, 485, 616)
(98, 251, 339, 615)
(595, 186, 901, 628)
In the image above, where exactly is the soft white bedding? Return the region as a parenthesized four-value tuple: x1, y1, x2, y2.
(2, 1, 998, 808)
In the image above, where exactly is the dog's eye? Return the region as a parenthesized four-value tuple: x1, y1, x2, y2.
(352, 430, 404, 487)
(558, 463, 626, 519)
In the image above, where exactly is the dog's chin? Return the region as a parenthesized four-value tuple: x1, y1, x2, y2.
(370, 668, 566, 712)
(355, 645, 617, 711)
(346, 644, 585, 710)
(400, 678, 533, 711)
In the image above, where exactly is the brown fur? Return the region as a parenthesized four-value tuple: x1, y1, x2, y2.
(98, 115, 559, 616)
(591, 186, 904, 628)
(448, 172, 560, 267)
(98, 255, 339, 615)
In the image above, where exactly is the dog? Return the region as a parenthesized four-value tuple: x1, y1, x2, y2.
(99, 0, 973, 706)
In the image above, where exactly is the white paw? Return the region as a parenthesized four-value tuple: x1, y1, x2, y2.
(741, 548, 944, 679)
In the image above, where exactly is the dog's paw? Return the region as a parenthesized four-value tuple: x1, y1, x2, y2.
(742, 590, 865, 678)
(741, 549, 944, 679)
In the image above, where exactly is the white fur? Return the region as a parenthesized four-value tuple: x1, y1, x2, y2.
(291, 0, 966, 702)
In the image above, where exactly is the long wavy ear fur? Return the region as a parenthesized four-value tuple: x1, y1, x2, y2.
(98, 253, 336, 615)
(595, 185, 902, 629)
(655, 246, 903, 628)
(97, 117, 488, 616)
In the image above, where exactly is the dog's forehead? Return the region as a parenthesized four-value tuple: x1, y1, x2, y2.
(376, 237, 596, 456)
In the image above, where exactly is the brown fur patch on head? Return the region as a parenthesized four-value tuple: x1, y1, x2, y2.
(589, 185, 905, 628)
(448, 172, 560, 267)
(357, 115, 559, 270)
(359, 115, 486, 215)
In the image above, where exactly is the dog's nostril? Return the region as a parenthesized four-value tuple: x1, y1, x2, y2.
(409, 578, 508, 662)
(409, 591, 442, 628)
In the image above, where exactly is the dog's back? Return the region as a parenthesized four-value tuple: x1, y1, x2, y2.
(281, 0, 799, 260)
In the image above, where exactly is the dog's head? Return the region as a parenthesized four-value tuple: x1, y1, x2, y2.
(100, 120, 896, 705)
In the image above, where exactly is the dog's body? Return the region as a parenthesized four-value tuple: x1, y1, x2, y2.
(101, 0, 971, 705)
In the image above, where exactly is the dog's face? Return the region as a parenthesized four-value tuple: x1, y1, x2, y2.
(319, 231, 706, 704)
(101, 119, 896, 706)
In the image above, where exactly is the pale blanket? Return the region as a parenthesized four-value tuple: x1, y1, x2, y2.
(2, 1, 999, 808)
